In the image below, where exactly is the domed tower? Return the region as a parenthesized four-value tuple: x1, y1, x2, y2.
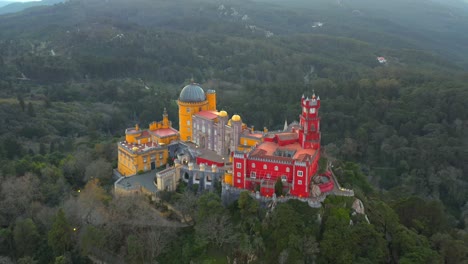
(178, 82, 217, 141)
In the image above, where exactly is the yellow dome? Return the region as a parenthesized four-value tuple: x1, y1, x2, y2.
(232, 114, 241, 122)
(218, 110, 228, 117)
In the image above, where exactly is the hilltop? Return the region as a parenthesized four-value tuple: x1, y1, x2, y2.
(0, 0, 467, 263)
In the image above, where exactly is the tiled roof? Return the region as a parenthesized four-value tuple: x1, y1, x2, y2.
(151, 128, 179, 138)
(195, 110, 219, 120)
(135, 130, 151, 139)
(249, 141, 317, 163)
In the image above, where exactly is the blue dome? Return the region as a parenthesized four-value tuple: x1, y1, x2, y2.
(179, 84, 206, 102)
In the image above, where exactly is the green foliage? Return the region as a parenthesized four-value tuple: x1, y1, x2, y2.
(393, 196, 448, 237)
(126, 235, 144, 264)
(0, 0, 466, 263)
(47, 209, 72, 256)
(274, 177, 283, 196)
(13, 218, 39, 258)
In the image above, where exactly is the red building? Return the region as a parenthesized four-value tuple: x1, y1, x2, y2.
(232, 94, 322, 197)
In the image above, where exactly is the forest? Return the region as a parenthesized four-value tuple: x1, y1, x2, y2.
(0, 0, 467, 263)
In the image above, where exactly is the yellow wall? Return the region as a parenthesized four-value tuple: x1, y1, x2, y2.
(118, 146, 169, 176)
(118, 146, 137, 176)
(207, 91, 216, 111)
(237, 136, 262, 151)
(178, 100, 209, 141)
(224, 171, 233, 186)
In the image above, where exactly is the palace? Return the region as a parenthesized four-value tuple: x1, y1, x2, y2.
(229, 94, 327, 197)
(117, 108, 179, 176)
(117, 81, 333, 199)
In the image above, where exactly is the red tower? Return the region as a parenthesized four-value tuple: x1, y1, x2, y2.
(299, 93, 321, 150)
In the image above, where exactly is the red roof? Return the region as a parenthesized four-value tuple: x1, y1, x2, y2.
(195, 110, 219, 120)
(151, 128, 179, 138)
(251, 141, 317, 162)
(135, 130, 150, 139)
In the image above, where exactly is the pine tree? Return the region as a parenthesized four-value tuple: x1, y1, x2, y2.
(47, 209, 72, 256)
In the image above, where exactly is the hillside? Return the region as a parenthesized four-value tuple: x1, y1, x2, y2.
(0, 0, 64, 14)
(0, 0, 467, 263)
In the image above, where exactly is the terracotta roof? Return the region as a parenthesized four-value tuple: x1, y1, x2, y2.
(276, 133, 298, 141)
(135, 130, 150, 139)
(151, 128, 179, 138)
(195, 110, 219, 120)
(119, 141, 163, 153)
(249, 141, 317, 162)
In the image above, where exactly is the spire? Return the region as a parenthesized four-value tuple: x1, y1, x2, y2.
(312, 89, 316, 99)
(190, 75, 195, 84)
(302, 94, 305, 99)
(283, 120, 288, 131)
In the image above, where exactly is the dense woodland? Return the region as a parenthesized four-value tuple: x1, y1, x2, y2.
(0, 0, 467, 263)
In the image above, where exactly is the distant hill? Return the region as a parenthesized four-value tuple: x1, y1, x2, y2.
(0, 0, 65, 15)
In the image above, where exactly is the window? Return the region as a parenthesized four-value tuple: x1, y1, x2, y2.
(274, 166, 278, 171)
(263, 164, 267, 170)
(236, 163, 242, 169)
(286, 167, 290, 173)
(297, 171, 303, 177)
(237, 172, 241, 177)
(252, 163, 256, 168)
(309, 108, 316, 114)
(266, 174, 271, 179)
(298, 180, 303, 185)
(187, 120, 190, 125)
(244, 139, 247, 145)
(186, 108, 191, 113)
(143, 157, 147, 163)
(237, 179, 241, 183)
(159, 153, 163, 159)
(281, 176, 287, 182)
(251, 172, 256, 179)
(144, 165, 147, 171)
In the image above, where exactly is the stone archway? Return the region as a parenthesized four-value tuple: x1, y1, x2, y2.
(184, 172, 190, 181)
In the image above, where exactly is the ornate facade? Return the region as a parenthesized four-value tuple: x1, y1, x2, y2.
(117, 109, 179, 176)
(177, 83, 217, 141)
(230, 94, 324, 198)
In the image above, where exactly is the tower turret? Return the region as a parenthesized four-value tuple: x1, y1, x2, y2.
(299, 93, 321, 149)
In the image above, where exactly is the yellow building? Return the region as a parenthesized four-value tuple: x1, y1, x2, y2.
(178, 82, 217, 141)
(117, 109, 179, 176)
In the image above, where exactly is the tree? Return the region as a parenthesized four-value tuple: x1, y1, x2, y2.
(13, 218, 39, 258)
(195, 213, 237, 248)
(47, 209, 72, 256)
(39, 143, 47, 156)
(126, 235, 144, 264)
(84, 159, 113, 182)
(27, 102, 35, 117)
(173, 190, 197, 224)
(16, 257, 37, 264)
(17, 95, 25, 112)
(0, 174, 40, 225)
(274, 177, 283, 196)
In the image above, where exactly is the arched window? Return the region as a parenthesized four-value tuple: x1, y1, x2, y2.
(263, 164, 267, 170)
(286, 167, 290, 173)
(274, 166, 278, 171)
(252, 163, 256, 168)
